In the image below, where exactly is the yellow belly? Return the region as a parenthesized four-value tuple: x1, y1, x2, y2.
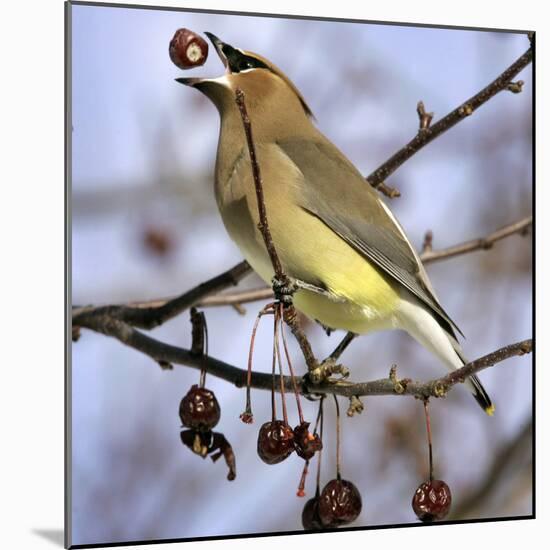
(217, 142, 400, 333)
(222, 199, 400, 334)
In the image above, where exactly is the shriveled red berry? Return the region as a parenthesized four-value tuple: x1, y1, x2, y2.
(293, 422, 323, 460)
(302, 497, 324, 530)
(179, 385, 220, 431)
(169, 28, 208, 69)
(180, 429, 212, 457)
(318, 478, 362, 527)
(257, 420, 295, 464)
(412, 480, 452, 522)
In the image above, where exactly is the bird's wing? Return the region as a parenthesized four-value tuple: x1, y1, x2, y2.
(277, 137, 463, 337)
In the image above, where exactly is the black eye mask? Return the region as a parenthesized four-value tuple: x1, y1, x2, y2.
(221, 44, 269, 73)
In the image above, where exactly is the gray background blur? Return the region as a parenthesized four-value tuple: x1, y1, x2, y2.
(70, 4, 533, 546)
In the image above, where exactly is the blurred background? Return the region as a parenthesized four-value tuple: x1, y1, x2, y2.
(70, 3, 533, 546)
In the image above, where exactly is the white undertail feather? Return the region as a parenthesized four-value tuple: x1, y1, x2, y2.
(394, 289, 480, 396)
(396, 291, 460, 367)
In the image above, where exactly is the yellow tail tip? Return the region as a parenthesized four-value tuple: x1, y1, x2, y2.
(485, 404, 496, 416)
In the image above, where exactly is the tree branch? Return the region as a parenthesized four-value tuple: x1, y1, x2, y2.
(74, 307, 532, 401)
(367, 46, 532, 191)
(421, 216, 532, 263)
(310, 339, 532, 399)
(73, 260, 251, 329)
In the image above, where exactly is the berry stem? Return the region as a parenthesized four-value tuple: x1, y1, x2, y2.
(316, 397, 325, 498)
(313, 396, 324, 435)
(271, 317, 277, 423)
(200, 315, 208, 388)
(423, 398, 434, 482)
(199, 368, 206, 389)
(279, 304, 304, 424)
(242, 312, 262, 423)
(296, 394, 325, 498)
(333, 394, 342, 481)
(190, 308, 208, 388)
(273, 306, 288, 425)
(297, 460, 309, 497)
(241, 304, 273, 423)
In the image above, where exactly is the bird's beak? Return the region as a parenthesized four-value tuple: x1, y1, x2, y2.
(203, 32, 231, 70)
(175, 76, 205, 87)
(175, 32, 232, 88)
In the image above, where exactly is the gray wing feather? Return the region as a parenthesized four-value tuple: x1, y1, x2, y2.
(278, 137, 463, 337)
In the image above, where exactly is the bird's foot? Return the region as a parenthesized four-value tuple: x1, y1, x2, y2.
(315, 319, 333, 336)
(271, 275, 297, 305)
(303, 357, 350, 387)
(300, 362, 353, 402)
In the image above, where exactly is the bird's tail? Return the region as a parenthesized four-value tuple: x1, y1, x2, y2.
(450, 337, 495, 416)
(398, 298, 494, 415)
(468, 373, 494, 415)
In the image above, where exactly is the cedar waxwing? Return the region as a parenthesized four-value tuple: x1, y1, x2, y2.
(177, 32, 494, 414)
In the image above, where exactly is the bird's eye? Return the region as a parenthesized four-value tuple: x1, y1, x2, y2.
(239, 58, 255, 70)
(227, 52, 269, 73)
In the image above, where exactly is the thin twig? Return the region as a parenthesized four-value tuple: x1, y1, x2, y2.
(367, 46, 532, 189)
(376, 182, 402, 199)
(417, 101, 434, 131)
(421, 216, 532, 263)
(199, 288, 273, 308)
(422, 230, 433, 253)
(234, 88, 286, 284)
(283, 307, 318, 372)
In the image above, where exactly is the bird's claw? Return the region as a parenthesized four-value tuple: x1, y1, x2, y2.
(302, 359, 350, 388)
(271, 276, 297, 305)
